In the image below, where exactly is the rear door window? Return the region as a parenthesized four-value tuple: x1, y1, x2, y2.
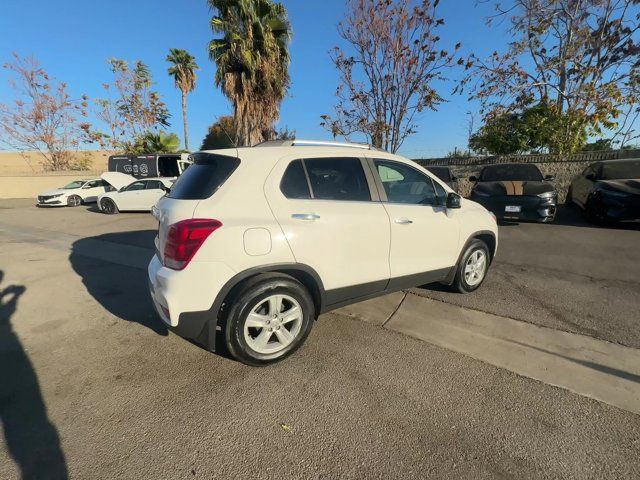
(281, 160, 311, 199)
(168, 153, 240, 200)
(304, 157, 371, 201)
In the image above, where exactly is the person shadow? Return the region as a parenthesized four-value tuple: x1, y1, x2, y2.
(0, 270, 68, 479)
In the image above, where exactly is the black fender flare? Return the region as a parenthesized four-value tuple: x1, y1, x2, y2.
(179, 263, 325, 352)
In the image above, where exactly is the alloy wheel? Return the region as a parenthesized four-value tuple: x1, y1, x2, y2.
(464, 249, 487, 287)
(243, 294, 303, 355)
(101, 199, 114, 214)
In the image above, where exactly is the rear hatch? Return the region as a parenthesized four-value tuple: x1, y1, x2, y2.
(154, 152, 241, 264)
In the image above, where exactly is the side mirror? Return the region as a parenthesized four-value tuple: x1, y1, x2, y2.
(162, 185, 171, 193)
(469, 175, 478, 182)
(446, 192, 462, 209)
(544, 174, 555, 181)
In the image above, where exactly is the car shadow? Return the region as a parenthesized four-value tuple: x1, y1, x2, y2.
(84, 204, 101, 213)
(67, 231, 232, 360)
(68, 230, 168, 336)
(553, 204, 640, 230)
(0, 271, 68, 479)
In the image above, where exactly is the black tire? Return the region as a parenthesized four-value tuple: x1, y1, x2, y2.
(100, 198, 119, 215)
(67, 195, 82, 207)
(584, 194, 610, 225)
(451, 239, 490, 294)
(565, 186, 574, 206)
(224, 274, 315, 366)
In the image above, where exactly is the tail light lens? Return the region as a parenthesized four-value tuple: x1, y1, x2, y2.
(164, 219, 222, 270)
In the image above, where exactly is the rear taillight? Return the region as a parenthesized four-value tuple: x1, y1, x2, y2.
(163, 219, 222, 270)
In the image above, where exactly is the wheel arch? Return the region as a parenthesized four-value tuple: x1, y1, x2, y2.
(186, 263, 326, 353)
(443, 230, 497, 285)
(101, 195, 119, 210)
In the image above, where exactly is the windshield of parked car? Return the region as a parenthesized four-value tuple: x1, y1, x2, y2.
(425, 166, 452, 182)
(480, 164, 543, 182)
(61, 181, 84, 189)
(600, 160, 640, 180)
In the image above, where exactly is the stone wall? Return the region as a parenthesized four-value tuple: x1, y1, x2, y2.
(414, 150, 640, 203)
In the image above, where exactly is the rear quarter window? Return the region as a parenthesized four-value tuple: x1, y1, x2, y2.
(168, 153, 240, 200)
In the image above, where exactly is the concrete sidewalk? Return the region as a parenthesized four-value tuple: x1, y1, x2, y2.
(341, 292, 640, 415)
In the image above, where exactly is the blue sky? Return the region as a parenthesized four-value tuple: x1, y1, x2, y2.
(1, 0, 506, 158)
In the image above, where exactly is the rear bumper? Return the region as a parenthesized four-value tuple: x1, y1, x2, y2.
(470, 194, 557, 222)
(147, 254, 235, 345)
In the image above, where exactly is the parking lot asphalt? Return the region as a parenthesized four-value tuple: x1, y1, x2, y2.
(1, 199, 640, 479)
(415, 206, 640, 348)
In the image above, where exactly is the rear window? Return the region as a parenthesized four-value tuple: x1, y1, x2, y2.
(167, 153, 240, 200)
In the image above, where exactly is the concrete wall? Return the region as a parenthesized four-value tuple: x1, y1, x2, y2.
(0, 150, 111, 199)
(415, 149, 640, 203)
(0, 174, 104, 199)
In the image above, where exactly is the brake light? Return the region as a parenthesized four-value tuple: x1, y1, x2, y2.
(163, 219, 222, 270)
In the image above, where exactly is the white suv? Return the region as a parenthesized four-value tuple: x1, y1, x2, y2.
(148, 140, 498, 365)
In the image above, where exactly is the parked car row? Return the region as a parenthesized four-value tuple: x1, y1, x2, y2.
(36, 154, 190, 214)
(37, 174, 175, 214)
(429, 159, 639, 225)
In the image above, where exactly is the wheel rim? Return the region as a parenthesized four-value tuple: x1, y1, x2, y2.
(69, 196, 80, 206)
(464, 249, 487, 287)
(102, 199, 113, 213)
(243, 294, 303, 355)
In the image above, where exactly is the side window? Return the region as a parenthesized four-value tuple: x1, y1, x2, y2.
(374, 160, 438, 205)
(280, 160, 311, 199)
(432, 179, 447, 205)
(125, 181, 146, 191)
(304, 157, 371, 201)
(146, 180, 162, 190)
(84, 180, 100, 188)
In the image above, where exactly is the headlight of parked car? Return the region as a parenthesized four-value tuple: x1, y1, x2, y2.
(537, 191, 557, 199)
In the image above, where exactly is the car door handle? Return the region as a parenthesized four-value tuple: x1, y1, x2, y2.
(394, 217, 413, 224)
(292, 213, 320, 220)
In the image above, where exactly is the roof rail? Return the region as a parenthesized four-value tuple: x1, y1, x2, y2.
(255, 139, 379, 150)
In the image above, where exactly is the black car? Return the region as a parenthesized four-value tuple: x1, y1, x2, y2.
(469, 163, 557, 222)
(567, 159, 640, 223)
(425, 166, 458, 191)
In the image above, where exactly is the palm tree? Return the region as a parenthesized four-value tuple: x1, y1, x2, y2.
(208, 0, 291, 146)
(166, 49, 199, 150)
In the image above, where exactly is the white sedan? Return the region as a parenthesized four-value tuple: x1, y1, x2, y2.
(97, 173, 174, 214)
(37, 178, 115, 207)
